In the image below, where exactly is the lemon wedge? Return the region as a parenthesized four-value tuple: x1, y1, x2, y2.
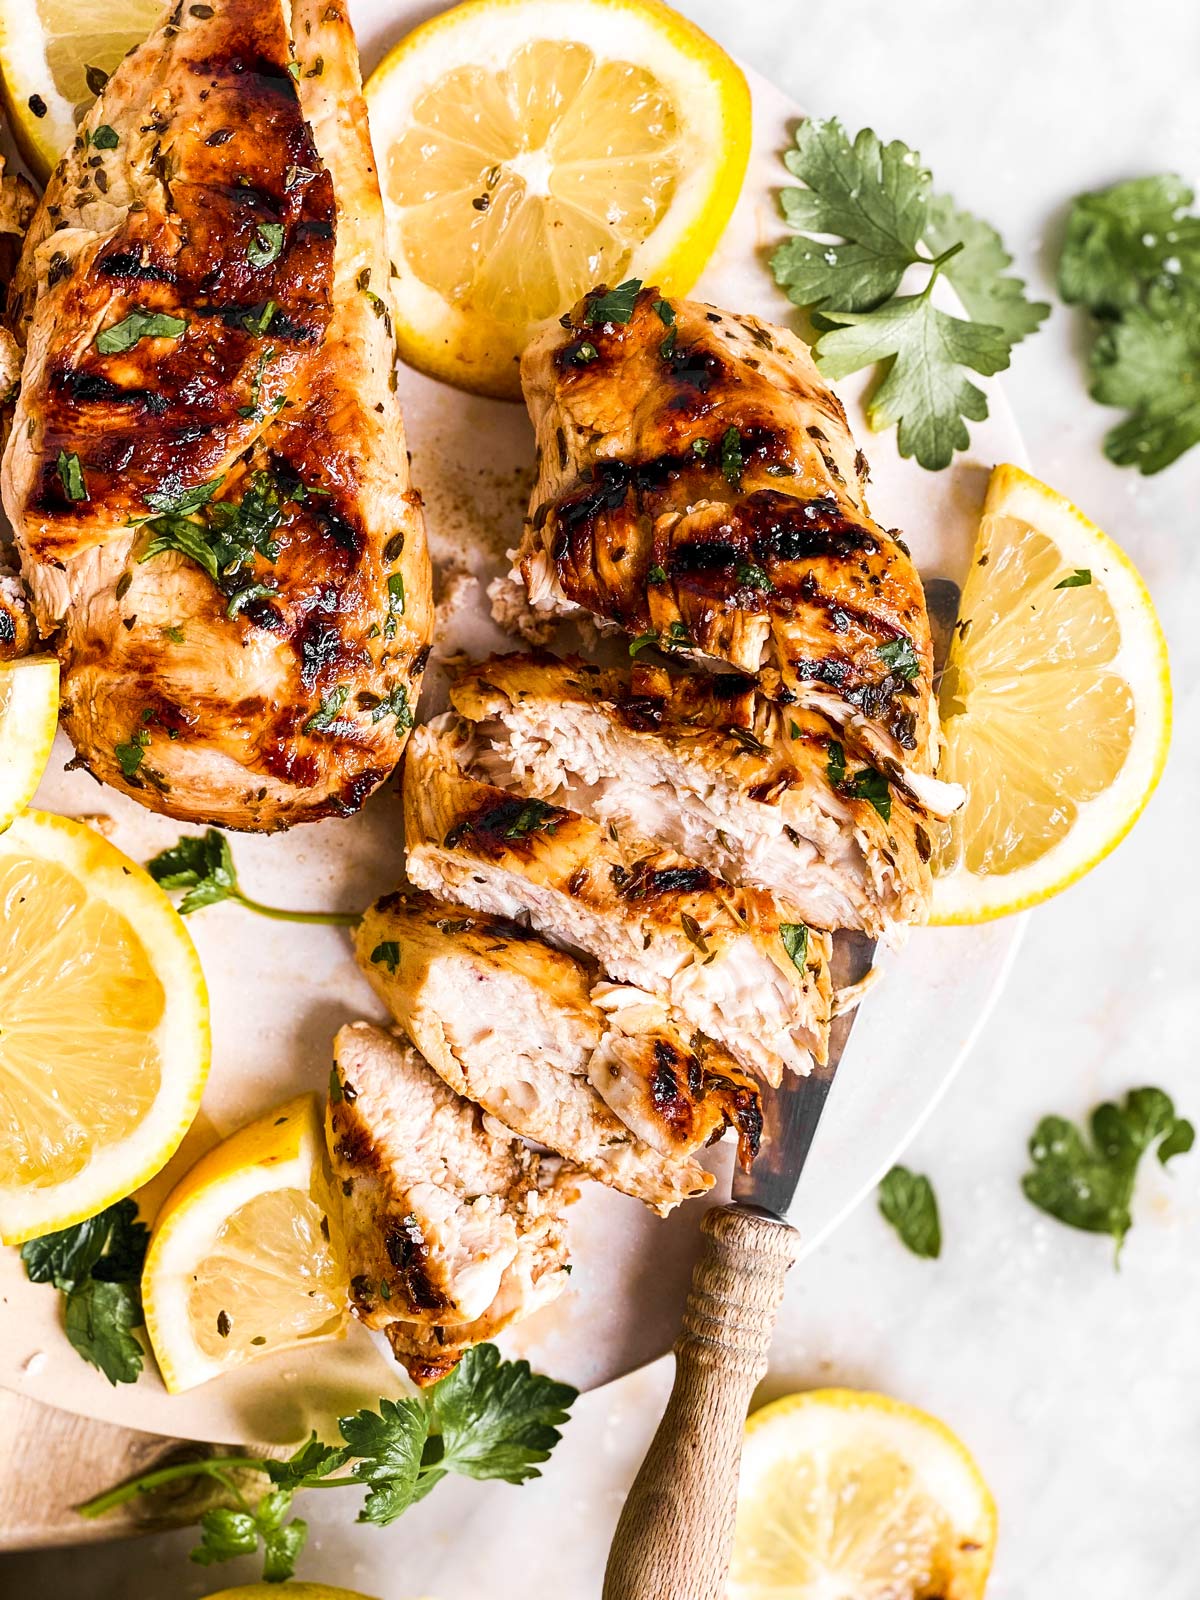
(0, 655, 59, 831)
(202, 1588, 383, 1600)
(729, 1388, 996, 1600)
(142, 1093, 348, 1394)
(931, 463, 1171, 923)
(0, 810, 209, 1244)
(0, 0, 166, 181)
(367, 0, 751, 397)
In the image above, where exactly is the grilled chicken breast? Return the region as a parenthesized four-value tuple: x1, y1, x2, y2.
(451, 651, 934, 938)
(355, 891, 760, 1209)
(2, 0, 432, 828)
(327, 1022, 572, 1383)
(403, 719, 832, 1086)
(515, 286, 960, 813)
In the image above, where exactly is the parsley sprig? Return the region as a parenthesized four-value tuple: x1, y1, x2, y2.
(79, 1345, 577, 1583)
(1059, 175, 1200, 473)
(146, 828, 358, 926)
(1022, 1086, 1193, 1260)
(21, 1201, 150, 1384)
(772, 119, 1047, 470)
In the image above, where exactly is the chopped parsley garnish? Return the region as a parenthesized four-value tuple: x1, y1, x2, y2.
(877, 635, 921, 679)
(90, 124, 119, 150)
(145, 474, 226, 517)
(780, 922, 810, 973)
(647, 564, 668, 585)
(95, 309, 187, 354)
(384, 572, 405, 639)
(21, 1200, 150, 1386)
(691, 438, 710, 458)
(139, 469, 285, 616)
(583, 278, 642, 326)
(147, 828, 359, 925)
(1023, 1087, 1193, 1260)
(720, 426, 744, 487)
(115, 729, 149, 778)
(735, 562, 773, 592)
(729, 724, 769, 756)
(80, 1344, 576, 1583)
(772, 118, 1047, 470)
(1054, 568, 1092, 589)
(502, 798, 560, 839)
(57, 450, 87, 502)
(304, 684, 350, 733)
(369, 684, 414, 733)
(628, 630, 659, 657)
(370, 941, 401, 974)
(825, 740, 891, 820)
(653, 297, 676, 358)
(235, 299, 278, 336)
(567, 341, 599, 367)
(878, 1166, 941, 1259)
(247, 223, 285, 267)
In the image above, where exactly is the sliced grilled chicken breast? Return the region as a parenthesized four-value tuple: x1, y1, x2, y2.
(355, 892, 760, 1208)
(515, 285, 960, 813)
(403, 720, 832, 1087)
(451, 652, 933, 938)
(2, 0, 432, 828)
(327, 1023, 572, 1381)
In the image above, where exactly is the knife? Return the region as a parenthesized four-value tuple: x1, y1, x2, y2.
(602, 578, 961, 1600)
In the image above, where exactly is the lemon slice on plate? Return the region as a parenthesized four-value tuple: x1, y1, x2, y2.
(0, 810, 209, 1244)
(729, 1388, 996, 1600)
(0, 0, 166, 181)
(931, 463, 1171, 924)
(142, 1093, 348, 1394)
(0, 655, 59, 830)
(367, 0, 751, 397)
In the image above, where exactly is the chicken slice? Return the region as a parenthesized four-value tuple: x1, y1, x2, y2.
(451, 651, 934, 939)
(2, 0, 432, 828)
(355, 891, 760, 1209)
(403, 719, 832, 1087)
(515, 286, 961, 813)
(327, 1022, 572, 1382)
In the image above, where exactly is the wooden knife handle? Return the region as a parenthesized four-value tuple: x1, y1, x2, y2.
(602, 1204, 800, 1600)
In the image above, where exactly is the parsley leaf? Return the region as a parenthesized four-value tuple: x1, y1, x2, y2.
(427, 1344, 577, 1483)
(1022, 1087, 1194, 1259)
(115, 729, 150, 779)
(96, 309, 187, 354)
(878, 1166, 941, 1259)
(877, 635, 921, 679)
(80, 1345, 578, 1582)
(1059, 175, 1200, 318)
(583, 279, 642, 326)
(90, 124, 119, 150)
(247, 222, 285, 268)
(780, 922, 809, 972)
(21, 1200, 150, 1385)
(371, 940, 400, 974)
(1055, 569, 1092, 589)
(146, 828, 359, 926)
(772, 118, 1046, 470)
(57, 450, 87, 502)
(503, 798, 561, 839)
(304, 684, 350, 733)
(1088, 279, 1200, 474)
(817, 292, 1011, 471)
(144, 474, 226, 517)
(848, 767, 891, 822)
(826, 739, 847, 788)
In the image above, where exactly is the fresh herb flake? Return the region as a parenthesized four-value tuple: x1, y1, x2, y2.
(371, 941, 401, 974)
(780, 922, 810, 973)
(878, 1165, 941, 1259)
(57, 450, 87, 502)
(96, 309, 187, 354)
(1054, 568, 1092, 589)
(877, 635, 921, 679)
(583, 279, 642, 326)
(247, 222, 285, 268)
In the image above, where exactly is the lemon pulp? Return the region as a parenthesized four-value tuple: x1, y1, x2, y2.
(936, 512, 1135, 878)
(0, 854, 164, 1190)
(188, 1186, 345, 1363)
(389, 38, 680, 324)
(36, 0, 164, 106)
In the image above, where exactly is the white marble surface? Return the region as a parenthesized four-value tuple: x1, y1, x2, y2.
(4, 0, 1200, 1593)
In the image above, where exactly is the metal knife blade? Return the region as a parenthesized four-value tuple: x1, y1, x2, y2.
(731, 575, 963, 1221)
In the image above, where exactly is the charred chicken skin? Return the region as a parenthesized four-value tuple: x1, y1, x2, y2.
(515, 286, 960, 813)
(2, 0, 432, 828)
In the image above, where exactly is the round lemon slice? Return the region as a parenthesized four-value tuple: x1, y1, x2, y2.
(367, 0, 752, 397)
(0, 0, 166, 181)
(0, 811, 209, 1244)
(0, 655, 59, 831)
(931, 463, 1171, 924)
(142, 1093, 348, 1394)
(729, 1388, 997, 1600)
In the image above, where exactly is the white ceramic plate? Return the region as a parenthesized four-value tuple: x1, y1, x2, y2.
(0, 3, 1026, 1445)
